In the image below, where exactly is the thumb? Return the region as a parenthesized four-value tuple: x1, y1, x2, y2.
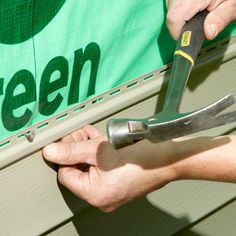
(166, 0, 211, 40)
(42, 141, 98, 165)
(205, 5, 236, 40)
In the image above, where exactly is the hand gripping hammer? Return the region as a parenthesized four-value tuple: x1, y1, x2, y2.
(107, 11, 236, 149)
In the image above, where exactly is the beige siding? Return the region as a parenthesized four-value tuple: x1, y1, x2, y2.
(176, 199, 236, 236)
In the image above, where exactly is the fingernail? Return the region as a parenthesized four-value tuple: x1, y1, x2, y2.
(43, 143, 58, 157)
(208, 24, 218, 39)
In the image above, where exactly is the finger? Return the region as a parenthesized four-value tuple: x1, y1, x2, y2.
(166, 0, 211, 39)
(204, 2, 236, 40)
(61, 129, 88, 143)
(42, 140, 98, 165)
(61, 135, 75, 143)
(61, 125, 102, 143)
(70, 129, 89, 141)
(83, 125, 105, 139)
(58, 166, 87, 199)
(207, 0, 226, 10)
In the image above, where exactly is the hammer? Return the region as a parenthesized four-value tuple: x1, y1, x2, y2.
(107, 11, 236, 149)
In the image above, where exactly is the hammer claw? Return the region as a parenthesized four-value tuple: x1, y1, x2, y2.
(209, 111, 236, 128)
(202, 94, 235, 116)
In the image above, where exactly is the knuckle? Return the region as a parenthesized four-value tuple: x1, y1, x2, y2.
(166, 8, 178, 24)
(87, 189, 122, 212)
(87, 194, 112, 210)
(62, 143, 73, 163)
(58, 168, 70, 184)
(86, 140, 101, 159)
(99, 206, 116, 213)
(88, 196, 106, 209)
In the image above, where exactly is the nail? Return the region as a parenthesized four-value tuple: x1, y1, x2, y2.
(208, 24, 218, 39)
(43, 143, 58, 157)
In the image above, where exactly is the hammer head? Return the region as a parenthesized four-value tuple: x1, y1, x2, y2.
(107, 119, 147, 149)
(107, 94, 236, 149)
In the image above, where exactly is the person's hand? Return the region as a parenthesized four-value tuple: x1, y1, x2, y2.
(42, 125, 177, 212)
(166, 0, 236, 40)
(42, 125, 236, 212)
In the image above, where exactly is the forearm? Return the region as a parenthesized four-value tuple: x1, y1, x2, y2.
(170, 136, 236, 183)
(121, 135, 236, 197)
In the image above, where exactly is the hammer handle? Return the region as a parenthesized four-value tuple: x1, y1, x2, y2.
(175, 10, 208, 65)
(107, 11, 209, 149)
(162, 10, 208, 112)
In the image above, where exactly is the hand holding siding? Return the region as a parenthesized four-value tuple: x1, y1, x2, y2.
(42, 125, 236, 212)
(42, 125, 176, 212)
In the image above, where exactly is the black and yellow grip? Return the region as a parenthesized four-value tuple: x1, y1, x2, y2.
(163, 10, 209, 111)
(175, 10, 208, 65)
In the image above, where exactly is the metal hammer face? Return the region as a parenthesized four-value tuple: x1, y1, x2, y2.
(107, 11, 236, 149)
(107, 94, 236, 149)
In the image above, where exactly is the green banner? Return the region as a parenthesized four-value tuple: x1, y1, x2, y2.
(0, 0, 236, 140)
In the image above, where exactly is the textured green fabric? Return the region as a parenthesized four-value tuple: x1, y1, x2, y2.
(0, 0, 236, 140)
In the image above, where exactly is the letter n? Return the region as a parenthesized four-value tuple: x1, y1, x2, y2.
(68, 42, 101, 105)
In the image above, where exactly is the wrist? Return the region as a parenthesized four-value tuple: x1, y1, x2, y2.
(143, 140, 181, 186)
(166, 137, 202, 181)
